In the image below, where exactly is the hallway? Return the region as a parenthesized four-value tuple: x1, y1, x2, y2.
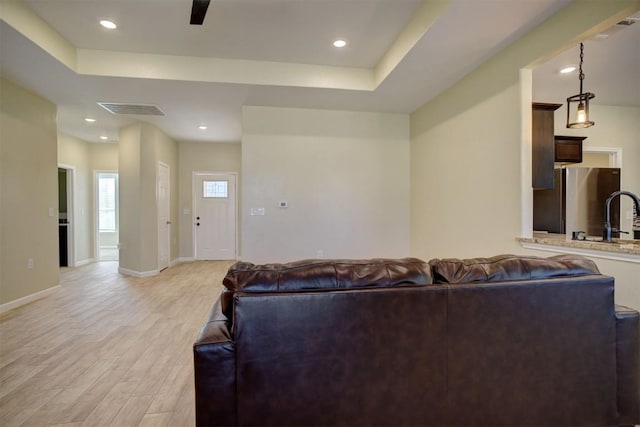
(0, 260, 232, 426)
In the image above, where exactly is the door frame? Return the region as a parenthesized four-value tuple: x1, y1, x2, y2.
(58, 164, 75, 267)
(94, 170, 119, 262)
(157, 162, 171, 271)
(582, 146, 622, 168)
(192, 171, 239, 260)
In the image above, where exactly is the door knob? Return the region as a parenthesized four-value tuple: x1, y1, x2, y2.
(196, 222, 200, 226)
(196, 216, 200, 220)
(166, 220, 171, 225)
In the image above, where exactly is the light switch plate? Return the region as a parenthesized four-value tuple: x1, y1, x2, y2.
(250, 208, 265, 216)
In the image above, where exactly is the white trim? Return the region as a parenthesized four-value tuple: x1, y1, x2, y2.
(95, 170, 119, 262)
(0, 285, 61, 314)
(75, 258, 96, 267)
(192, 171, 239, 260)
(582, 146, 622, 168)
(118, 267, 159, 277)
(157, 162, 171, 271)
(520, 241, 639, 264)
(519, 69, 533, 239)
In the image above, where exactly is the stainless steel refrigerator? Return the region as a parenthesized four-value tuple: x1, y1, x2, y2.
(533, 168, 620, 236)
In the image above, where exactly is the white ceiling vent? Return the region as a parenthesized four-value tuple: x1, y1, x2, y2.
(98, 102, 165, 116)
(616, 18, 638, 27)
(593, 17, 639, 40)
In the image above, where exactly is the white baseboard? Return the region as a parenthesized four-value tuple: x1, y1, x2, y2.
(118, 267, 159, 278)
(174, 257, 194, 264)
(0, 285, 61, 315)
(74, 258, 95, 267)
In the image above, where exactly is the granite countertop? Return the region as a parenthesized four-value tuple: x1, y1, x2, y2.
(518, 232, 640, 256)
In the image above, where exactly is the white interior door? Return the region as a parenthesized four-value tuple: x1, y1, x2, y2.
(194, 173, 237, 260)
(157, 162, 170, 271)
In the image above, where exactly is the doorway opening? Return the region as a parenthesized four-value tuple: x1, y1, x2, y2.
(96, 172, 119, 261)
(58, 166, 74, 267)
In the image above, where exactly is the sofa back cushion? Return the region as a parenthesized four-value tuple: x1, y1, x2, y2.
(429, 254, 599, 284)
(221, 258, 433, 319)
(233, 286, 449, 426)
(223, 257, 433, 292)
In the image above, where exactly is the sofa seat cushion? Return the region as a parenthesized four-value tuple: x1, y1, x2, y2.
(429, 254, 600, 284)
(223, 258, 433, 292)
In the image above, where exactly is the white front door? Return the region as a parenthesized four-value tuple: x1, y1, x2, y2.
(194, 173, 237, 260)
(157, 162, 170, 271)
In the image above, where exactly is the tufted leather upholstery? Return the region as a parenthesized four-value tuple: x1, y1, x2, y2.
(221, 257, 432, 318)
(194, 255, 639, 426)
(224, 257, 432, 290)
(429, 253, 600, 284)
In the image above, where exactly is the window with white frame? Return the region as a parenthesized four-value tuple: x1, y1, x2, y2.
(203, 180, 228, 198)
(98, 173, 118, 231)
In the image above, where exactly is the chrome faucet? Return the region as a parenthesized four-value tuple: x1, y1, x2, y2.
(603, 191, 640, 242)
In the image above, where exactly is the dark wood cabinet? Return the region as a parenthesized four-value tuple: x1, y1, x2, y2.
(555, 135, 585, 163)
(533, 169, 565, 233)
(532, 102, 562, 189)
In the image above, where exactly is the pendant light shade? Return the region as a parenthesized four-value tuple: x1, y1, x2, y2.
(566, 42, 595, 128)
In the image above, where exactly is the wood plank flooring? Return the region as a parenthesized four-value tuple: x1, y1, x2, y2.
(0, 260, 233, 427)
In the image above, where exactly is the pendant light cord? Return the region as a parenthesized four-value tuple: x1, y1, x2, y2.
(578, 42, 584, 95)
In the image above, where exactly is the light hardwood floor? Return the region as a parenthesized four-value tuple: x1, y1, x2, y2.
(0, 260, 233, 427)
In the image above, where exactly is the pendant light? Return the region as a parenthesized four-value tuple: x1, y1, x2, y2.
(566, 42, 595, 128)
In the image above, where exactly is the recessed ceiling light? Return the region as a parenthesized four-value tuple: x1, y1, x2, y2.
(99, 19, 117, 29)
(333, 39, 347, 48)
(99, 135, 109, 140)
(559, 66, 577, 74)
(198, 125, 208, 130)
(84, 117, 96, 123)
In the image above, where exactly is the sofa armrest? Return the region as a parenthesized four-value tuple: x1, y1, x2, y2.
(193, 299, 236, 427)
(615, 305, 639, 426)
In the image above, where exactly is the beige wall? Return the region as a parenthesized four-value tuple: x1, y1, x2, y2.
(410, 1, 640, 308)
(58, 135, 119, 263)
(1, 78, 59, 305)
(242, 106, 410, 263)
(91, 142, 119, 171)
(118, 123, 178, 274)
(178, 142, 241, 259)
(411, 81, 523, 259)
(118, 124, 143, 272)
(58, 133, 92, 263)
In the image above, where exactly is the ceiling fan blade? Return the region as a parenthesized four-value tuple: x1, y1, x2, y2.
(190, 0, 210, 25)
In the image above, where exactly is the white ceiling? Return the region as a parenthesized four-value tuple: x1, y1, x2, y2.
(1, 0, 637, 144)
(533, 10, 640, 107)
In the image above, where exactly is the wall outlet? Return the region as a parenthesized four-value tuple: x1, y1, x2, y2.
(27, 258, 34, 269)
(279, 201, 288, 208)
(316, 250, 324, 258)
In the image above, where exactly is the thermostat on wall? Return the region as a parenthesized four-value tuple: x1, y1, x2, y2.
(279, 201, 288, 208)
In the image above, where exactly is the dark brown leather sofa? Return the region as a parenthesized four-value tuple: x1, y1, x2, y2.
(193, 254, 639, 426)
